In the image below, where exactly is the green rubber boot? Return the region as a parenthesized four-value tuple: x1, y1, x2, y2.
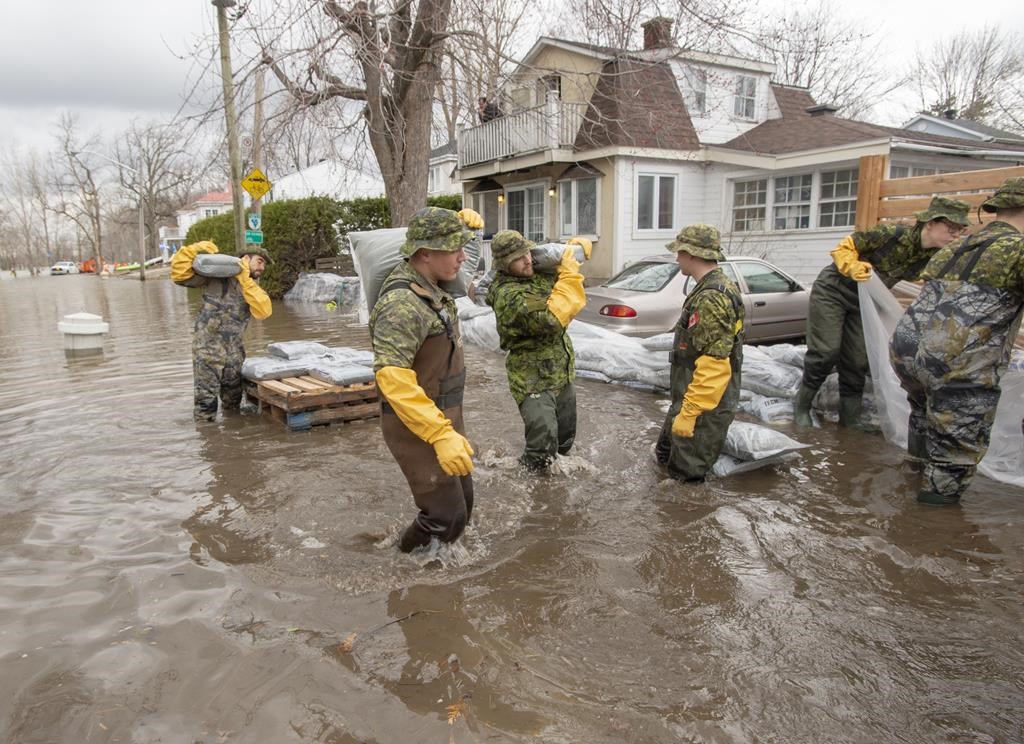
(916, 490, 960, 506)
(793, 385, 816, 427)
(838, 396, 879, 432)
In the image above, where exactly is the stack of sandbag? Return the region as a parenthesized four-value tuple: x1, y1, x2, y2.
(284, 273, 361, 304)
(712, 421, 810, 476)
(242, 342, 375, 385)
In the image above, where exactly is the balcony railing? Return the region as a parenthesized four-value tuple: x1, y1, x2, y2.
(458, 96, 588, 169)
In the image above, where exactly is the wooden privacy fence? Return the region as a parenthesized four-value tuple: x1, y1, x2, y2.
(855, 155, 1024, 232)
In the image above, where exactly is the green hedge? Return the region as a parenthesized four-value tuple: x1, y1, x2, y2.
(182, 193, 463, 298)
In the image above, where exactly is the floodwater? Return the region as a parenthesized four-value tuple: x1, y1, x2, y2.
(1, 273, 1022, 744)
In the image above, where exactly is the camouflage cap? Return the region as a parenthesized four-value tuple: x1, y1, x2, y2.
(401, 206, 476, 257)
(914, 196, 970, 226)
(241, 246, 273, 264)
(490, 230, 535, 270)
(665, 223, 724, 261)
(981, 177, 1024, 213)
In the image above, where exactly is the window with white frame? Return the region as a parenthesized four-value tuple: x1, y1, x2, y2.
(559, 177, 598, 236)
(773, 174, 812, 230)
(506, 184, 546, 242)
(732, 179, 767, 232)
(685, 66, 707, 115)
(204, 208, 218, 217)
(637, 174, 675, 230)
(734, 75, 757, 119)
(818, 169, 858, 228)
(428, 166, 440, 193)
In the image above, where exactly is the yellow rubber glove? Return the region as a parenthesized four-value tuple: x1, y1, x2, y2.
(457, 208, 484, 230)
(170, 240, 218, 284)
(566, 236, 593, 260)
(672, 355, 733, 438)
(830, 236, 872, 282)
(235, 258, 272, 320)
(376, 366, 475, 476)
(546, 247, 586, 327)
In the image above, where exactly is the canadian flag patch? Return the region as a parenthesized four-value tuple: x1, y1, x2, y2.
(688, 311, 700, 328)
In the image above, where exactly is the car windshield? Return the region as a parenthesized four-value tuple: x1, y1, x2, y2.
(603, 262, 679, 292)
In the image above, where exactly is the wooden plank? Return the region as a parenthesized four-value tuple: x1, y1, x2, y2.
(877, 192, 990, 220)
(879, 165, 1024, 198)
(245, 381, 378, 413)
(308, 401, 380, 425)
(855, 154, 887, 231)
(261, 378, 301, 396)
(285, 377, 327, 393)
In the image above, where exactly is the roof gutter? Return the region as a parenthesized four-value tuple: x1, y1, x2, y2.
(892, 141, 1024, 161)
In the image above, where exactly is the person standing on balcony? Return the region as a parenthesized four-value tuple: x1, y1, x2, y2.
(485, 230, 590, 471)
(477, 96, 503, 124)
(793, 196, 970, 430)
(890, 178, 1024, 506)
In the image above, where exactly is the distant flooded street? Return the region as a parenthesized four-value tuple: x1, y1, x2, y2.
(1, 273, 1022, 743)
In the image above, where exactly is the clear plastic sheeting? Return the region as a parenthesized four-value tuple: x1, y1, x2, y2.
(284, 273, 356, 304)
(859, 276, 1024, 488)
(267, 340, 330, 360)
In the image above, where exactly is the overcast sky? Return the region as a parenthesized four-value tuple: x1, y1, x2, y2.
(1, 0, 1022, 157)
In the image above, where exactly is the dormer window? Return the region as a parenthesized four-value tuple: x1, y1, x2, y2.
(734, 75, 757, 119)
(685, 67, 707, 115)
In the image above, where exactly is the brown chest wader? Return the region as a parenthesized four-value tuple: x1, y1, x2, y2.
(378, 282, 473, 551)
(656, 282, 743, 482)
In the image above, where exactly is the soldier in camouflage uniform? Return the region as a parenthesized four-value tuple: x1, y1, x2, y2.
(370, 206, 483, 552)
(170, 241, 273, 419)
(890, 178, 1024, 506)
(656, 224, 745, 482)
(794, 196, 970, 429)
(485, 230, 590, 471)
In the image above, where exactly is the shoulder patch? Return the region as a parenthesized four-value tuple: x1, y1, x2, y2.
(688, 311, 699, 328)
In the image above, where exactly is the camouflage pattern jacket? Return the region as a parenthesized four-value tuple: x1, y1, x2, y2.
(485, 271, 575, 404)
(852, 223, 931, 287)
(370, 260, 460, 371)
(190, 277, 251, 354)
(891, 220, 1024, 388)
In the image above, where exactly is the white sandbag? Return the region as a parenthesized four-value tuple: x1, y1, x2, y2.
(242, 356, 310, 381)
(859, 276, 1024, 487)
(284, 273, 349, 303)
(193, 253, 241, 278)
(323, 347, 375, 366)
(740, 356, 803, 398)
(306, 363, 375, 386)
(641, 333, 675, 352)
(713, 451, 799, 476)
(738, 393, 795, 424)
(575, 369, 612, 383)
(349, 228, 481, 321)
(721, 421, 809, 462)
(267, 340, 330, 360)
(459, 308, 501, 352)
(758, 343, 807, 369)
(529, 242, 590, 272)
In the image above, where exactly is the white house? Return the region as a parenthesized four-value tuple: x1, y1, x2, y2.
(268, 159, 385, 202)
(454, 19, 1024, 283)
(428, 141, 460, 197)
(901, 112, 1024, 147)
(159, 187, 234, 256)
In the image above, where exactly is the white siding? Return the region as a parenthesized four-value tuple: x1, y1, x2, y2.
(669, 60, 774, 145)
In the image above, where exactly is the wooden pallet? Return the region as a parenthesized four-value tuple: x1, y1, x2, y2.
(245, 375, 379, 431)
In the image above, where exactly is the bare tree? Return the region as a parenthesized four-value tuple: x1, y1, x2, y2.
(252, 0, 457, 225)
(50, 113, 107, 273)
(111, 119, 204, 273)
(912, 25, 1024, 128)
(752, 0, 901, 119)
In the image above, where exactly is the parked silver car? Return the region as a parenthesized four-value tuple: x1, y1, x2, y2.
(577, 255, 809, 342)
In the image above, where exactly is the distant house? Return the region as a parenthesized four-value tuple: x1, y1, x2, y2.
(159, 187, 234, 255)
(902, 112, 1024, 147)
(428, 141, 460, 197)
(455, 19, 1024, 282)
(268, 159, 385, 202)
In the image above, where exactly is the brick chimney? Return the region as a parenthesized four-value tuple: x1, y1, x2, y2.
(642, 17, 674, 50)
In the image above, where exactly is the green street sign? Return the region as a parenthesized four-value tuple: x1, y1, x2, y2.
(245, 230, 264, 245)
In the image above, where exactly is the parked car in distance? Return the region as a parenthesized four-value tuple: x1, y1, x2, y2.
(577, 255, 810, 342)
(50, 261, 80, 275)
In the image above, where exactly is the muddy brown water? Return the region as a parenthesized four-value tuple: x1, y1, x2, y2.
(1, 274, 1022, 744)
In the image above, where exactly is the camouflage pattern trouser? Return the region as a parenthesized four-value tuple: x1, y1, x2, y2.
(892, 365, 1000, 501)
(193, 344, 245, 417)
(802, 265, 869, 398)
(518, 383, 577, 470)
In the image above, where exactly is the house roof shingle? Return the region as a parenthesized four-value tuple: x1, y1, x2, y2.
(575, 58, 700, 151)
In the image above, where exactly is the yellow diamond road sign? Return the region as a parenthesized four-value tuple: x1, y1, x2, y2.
(241, 169, 271, 200)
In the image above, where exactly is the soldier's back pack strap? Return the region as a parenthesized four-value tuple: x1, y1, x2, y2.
(933, 235, 1002, 281)
(865, 226, 907, 268)
(379, 279, 455, 342)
